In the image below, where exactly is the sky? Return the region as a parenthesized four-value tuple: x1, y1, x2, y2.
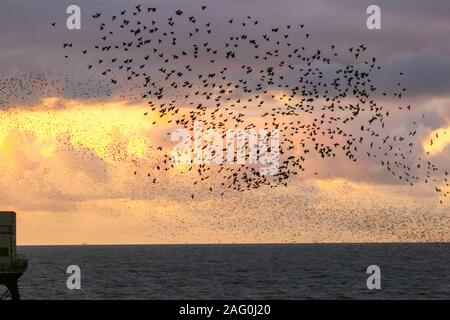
(0, 0, 449, 245)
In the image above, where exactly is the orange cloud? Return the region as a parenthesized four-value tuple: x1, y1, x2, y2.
(0, 97, 448, 245)
(423, 126, 450, 156)
(0, 97, 161, 162)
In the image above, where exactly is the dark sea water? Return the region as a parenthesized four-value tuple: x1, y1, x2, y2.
(12, 244, 450, 299)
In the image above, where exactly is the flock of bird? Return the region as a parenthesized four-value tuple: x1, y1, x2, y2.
(40, 3, 447, 202)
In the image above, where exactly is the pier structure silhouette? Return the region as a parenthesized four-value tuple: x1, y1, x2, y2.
(0, 211, 27, 300)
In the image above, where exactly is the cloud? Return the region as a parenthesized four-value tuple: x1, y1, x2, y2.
(15, 178, 450, 245)
(377, 50, 450, 98)
(0, 98, 448, 244)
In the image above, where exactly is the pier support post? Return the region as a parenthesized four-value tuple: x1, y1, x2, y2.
(5, 280, 20, 300)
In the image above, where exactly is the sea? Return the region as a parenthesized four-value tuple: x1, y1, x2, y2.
(12, 243, 450, 299)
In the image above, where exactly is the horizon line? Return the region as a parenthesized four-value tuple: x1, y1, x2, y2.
(17, 241, 450, 247)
